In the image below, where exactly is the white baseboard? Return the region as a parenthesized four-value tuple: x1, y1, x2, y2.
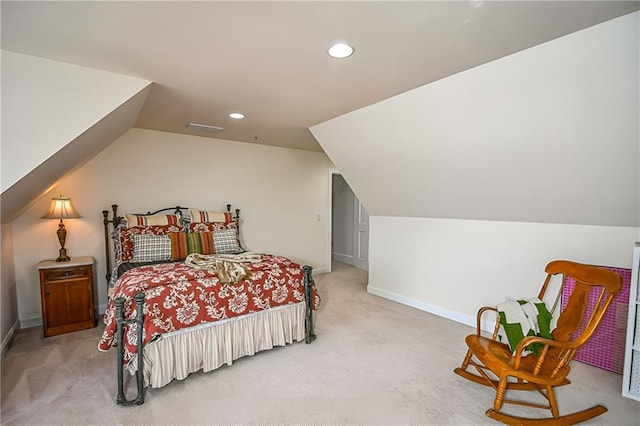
(312, 266, 330, 274)
(1, 319, 20, 359)
(366, 285, 495, 333)
(20, 315, 42, 329)
(332, 252, 353, 265)
(98, 303, 107, 315)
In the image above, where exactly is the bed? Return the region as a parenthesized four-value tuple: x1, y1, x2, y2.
(98, 204, 319, 405)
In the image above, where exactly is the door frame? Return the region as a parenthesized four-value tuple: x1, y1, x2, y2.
(325, 168, 341, 273)
(327, 168, 369, 272)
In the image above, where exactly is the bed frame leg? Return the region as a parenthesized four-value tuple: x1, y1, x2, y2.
(115, 292, 146, 406)
(302, 265, 316, 343)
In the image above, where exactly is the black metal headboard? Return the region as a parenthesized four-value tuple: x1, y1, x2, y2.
(101, 204, 240, 286)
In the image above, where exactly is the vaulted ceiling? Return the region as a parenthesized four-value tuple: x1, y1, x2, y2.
(3, 1, 638, 152)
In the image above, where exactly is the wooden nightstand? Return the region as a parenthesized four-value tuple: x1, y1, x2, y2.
(38, 256, 97, 337)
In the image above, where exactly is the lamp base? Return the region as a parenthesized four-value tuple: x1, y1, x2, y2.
(56, 248, 70, 262)
(55, 222, 70, 262)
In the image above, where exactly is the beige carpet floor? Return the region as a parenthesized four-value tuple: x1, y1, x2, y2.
(1, 262, 639, 425)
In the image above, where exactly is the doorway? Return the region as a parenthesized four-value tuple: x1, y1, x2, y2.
(330, 171, 369, 271)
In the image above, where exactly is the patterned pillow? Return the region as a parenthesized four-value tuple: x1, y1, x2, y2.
(213, 228, 243, 254)
(188, 220, 238, 233)
(125, 213, 181, 228)
(118, 224, 183, 262)
(131, 234, 171, 263)
(189, 209, 234, 224)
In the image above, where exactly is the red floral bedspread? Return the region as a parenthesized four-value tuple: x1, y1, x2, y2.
(98, 254, 319, 364)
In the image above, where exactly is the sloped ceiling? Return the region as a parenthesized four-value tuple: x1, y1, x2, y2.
(3, 1, 638, 152)
(0, 89, 150, 223)
(1, 52, 151, 223)
(311, 12, 639, 227)
(2, 2, 638, 224)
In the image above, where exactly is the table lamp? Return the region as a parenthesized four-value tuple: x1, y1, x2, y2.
(41, 196, 82, 262)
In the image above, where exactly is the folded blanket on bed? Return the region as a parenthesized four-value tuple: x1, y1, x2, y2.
(497, 298, 553, 356)
(184, 252, 262, 283)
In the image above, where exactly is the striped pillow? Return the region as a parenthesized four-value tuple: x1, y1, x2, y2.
(125, 213, 181, 228)
(131, 234, 171, 263)
(189, 209, 234, 224)
(168, 232, 215, 260)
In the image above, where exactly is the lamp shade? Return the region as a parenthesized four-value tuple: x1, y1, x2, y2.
(41, 197, 82, 220)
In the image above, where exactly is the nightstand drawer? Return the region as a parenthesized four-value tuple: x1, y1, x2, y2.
(44, 266, 89, 282)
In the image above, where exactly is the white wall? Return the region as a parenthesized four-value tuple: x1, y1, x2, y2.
(11, 128, 334, 327)
(312, 12, 639, 227)
(1, 223, 19, 354)
(368, 216, 638, 329)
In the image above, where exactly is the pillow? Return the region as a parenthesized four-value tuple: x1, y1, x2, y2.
(188, 220, 238, 233)
(168, 232, 215, 260)
(131, 234, 171, 263)
(189, 209, 234, 224)
(125, 213, 181, 228)
(213, 228, 243, 254)
(118, 224, 183, 262)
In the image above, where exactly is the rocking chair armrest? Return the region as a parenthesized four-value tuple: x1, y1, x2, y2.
(515, 335, 579, 352)
(476, 306, 499, 337)
(512, 335, 579, 369)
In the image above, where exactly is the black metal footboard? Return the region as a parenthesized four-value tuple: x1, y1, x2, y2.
(302, 265, 317, 343)
(114, 265, 316, 405)
(115, 293, 145, 406)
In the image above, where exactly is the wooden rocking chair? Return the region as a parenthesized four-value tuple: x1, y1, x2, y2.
(454, 260, 622, 425)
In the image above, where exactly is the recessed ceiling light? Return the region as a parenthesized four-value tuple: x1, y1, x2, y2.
(229, 112, 245, 119)
(328, 43, 354, 59)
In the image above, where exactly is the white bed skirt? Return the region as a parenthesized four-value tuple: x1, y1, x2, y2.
(126, 302, 306, 388)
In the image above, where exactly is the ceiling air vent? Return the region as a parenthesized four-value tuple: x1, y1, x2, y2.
(187, 123, 223, 133)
